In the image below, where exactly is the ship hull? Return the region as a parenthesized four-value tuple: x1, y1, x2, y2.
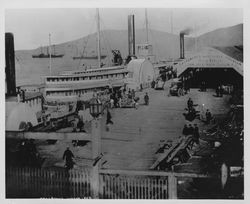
(32, 54, 64, 58)
(72, 55, 106, 60)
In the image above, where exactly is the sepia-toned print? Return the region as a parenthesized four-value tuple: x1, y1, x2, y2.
(5, 8, 243, 199)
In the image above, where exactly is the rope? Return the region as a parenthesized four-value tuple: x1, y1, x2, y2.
(141, 11, 161, 62)
(15, 55, 23, 71)
(99, 18, 114, 66)
(102, 33, 112, 66)
(148, 27, 161, 62)
(76, 17, 96, 69)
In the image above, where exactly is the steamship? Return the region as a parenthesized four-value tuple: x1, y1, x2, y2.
(72, 55, 107, 60)
(44, 11, 160, 104)
(43, 9, 128, 105)
(32, 45, 64, 58)
(43, 66, 128, 103)
(32, 53, 64, 58)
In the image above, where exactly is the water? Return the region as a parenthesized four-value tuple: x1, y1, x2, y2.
(15, 54, 111, 86)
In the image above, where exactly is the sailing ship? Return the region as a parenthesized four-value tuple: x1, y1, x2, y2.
(32, 45, 64, 58)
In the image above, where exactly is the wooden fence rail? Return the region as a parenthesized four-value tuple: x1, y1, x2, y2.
(6, 166, 212, 199)
(6, 167, 92, 198)
(99, 173, 168, 199)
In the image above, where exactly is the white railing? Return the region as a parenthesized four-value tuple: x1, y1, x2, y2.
(6, 166, 213, 199)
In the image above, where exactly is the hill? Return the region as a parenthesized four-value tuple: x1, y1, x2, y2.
(16, 24, 243, 61)
(196, 24, 243, 48)
(14, 24, 243, 86)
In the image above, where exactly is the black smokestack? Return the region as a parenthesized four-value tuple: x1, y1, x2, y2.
(5, 33, 16, 96)
(180, 33, 184, 59)
(128, 15, 135, 56)
(180, 28, 192, 59)
(180, 28, 192, 35)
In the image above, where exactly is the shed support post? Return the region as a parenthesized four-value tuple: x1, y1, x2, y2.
(168, 174, 177, 199)
(91, 118, 101, 198)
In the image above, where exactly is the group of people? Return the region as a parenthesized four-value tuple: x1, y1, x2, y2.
(109, 89, 123, 108)
(182, 98, 201, 146)
(216, 85, 224, 97)
(109, 88, 137, 108)
(109, 87, 143, 109)
(182, 97, 215, 146)
(183, 98, 200, 121)
(72, 117, 85, 132)
(200, 81, 207, 92)
(184, 98, 213, 124)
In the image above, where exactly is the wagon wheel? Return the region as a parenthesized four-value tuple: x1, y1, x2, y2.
(168, 90, 171, 97)
(177, 88, 182, 97)
(181, 88, 185, 96)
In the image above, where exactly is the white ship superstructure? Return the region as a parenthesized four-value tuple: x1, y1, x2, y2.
(43, 66, 128, 102)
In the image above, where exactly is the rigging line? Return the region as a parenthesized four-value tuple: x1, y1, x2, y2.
(143, 11, 161, 61)
(143, 14, 158, 57)
(148, 25, 161, 62)
(99, 18, 114, 66)
(77, 21, 95, 69)
(15, 55, 22, 71)
(76, 33, 91, 69)
(94, 12, 98, 66)
(76, 17, 96, 69)
(145, 8, 149, 44)
(101, 32, 112, 66)
(99, 32, 112, 66)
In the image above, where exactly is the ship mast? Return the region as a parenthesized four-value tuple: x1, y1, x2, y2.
(170, 9, 174, 60)
(49, 33, 52, 75)
(96, 8, 101, 68)
(145, 8, 149, 44)
(194, 22, 197, 52)
(53, 44, 56, 55)
(170, 9, 173, 34)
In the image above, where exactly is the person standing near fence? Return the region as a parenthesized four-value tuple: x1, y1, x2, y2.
(62, 147, 74, 198)
(106, 109, 114, 131)
(144, 92, 149, 105)
(63, 147, 75, 171)
(106, 110, 114, 125)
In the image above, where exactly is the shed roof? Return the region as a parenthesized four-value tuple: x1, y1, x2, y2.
(213, 46, 243, 63)
(176, 47, 243, 77)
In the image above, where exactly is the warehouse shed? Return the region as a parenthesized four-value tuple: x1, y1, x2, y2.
(126, 59, 155, 90)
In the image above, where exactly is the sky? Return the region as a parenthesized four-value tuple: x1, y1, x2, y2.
(5, 8, 243, 50)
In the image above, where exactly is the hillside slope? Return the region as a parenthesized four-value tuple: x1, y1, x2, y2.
(16, 24, 242, 61)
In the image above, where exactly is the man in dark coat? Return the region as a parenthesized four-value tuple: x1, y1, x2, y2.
(206, 109, 212, 124)
(144, 92, 149, 105)
(182, 124, 189, 136)
(106, 110, 114, 125)
(77, 119, 85, 132)
(188, 124, 194, 136)
(63, 147, 75, 170)
(193, 124, 200, 144)
(187, 98, 193, 111)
